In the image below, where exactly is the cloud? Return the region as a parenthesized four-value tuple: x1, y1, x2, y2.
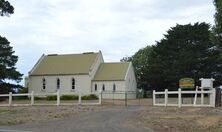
(0, 0, 215, 84)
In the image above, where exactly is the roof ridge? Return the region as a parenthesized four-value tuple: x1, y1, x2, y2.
(47, 52, 99, 56)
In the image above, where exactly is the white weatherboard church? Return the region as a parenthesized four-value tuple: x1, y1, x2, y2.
(25, 51, 137, 99)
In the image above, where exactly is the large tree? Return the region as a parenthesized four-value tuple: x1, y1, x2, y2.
(213, 0, 222, 44)
(0, 0, 22, 93)
(147, 23, 220, 91)
(121, 46, 153, 90)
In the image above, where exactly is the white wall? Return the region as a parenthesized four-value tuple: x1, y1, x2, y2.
(125, 63, 137, 92)
(28, 75, 91, 95)
(92, 81, 125, 92)
(124, 63, 137, 98)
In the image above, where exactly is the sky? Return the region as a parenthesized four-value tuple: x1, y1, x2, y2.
(0, 0, 216, 85)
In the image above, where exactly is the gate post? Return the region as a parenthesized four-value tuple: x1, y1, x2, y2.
(125, 92, 127, 107)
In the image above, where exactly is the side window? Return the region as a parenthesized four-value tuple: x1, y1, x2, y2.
(113, 83, 116, 92)
(42, 78, 46, 90)
(102, 84, 105, 91)
(72, 78, 75, 90)
(95, 84, 97, 91)
(57, 78, 60, 90)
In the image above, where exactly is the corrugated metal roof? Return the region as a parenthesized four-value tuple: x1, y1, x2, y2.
(30, 52, 98, 76)
(93, 63, 130, 81)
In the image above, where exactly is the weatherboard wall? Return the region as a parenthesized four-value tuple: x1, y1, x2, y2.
(28, 75, 91, 95)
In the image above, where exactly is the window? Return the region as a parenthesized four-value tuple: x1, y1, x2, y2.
(57, 78, 60, 90)
(71, 78, 75, 90)
(102, 84, 105, 91)
(113, 84, 116, 92)
(42, 78, 46, 90)
(95, 84, 97, 91)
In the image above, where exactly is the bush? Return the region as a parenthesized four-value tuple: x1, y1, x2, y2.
(46, 95, 57, 101)
(34, 97, 46, 100)
(82, 94, 98, 100)
(19, 87, 28, 93)
(60, 95, 78, 100)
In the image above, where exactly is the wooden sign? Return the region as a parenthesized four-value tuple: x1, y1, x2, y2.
(179, 78, 194, 88)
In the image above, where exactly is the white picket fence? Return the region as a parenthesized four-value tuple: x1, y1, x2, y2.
(0, 90, 102, 106)
(153, 88, 216, 107)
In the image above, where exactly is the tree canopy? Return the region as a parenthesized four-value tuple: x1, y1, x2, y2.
(0, 0, 14, 16)
(213, 0, 222, 44)
(0, 0, 22, 93)
(147, 23, 220, 90)
(124, 23, 221, 91)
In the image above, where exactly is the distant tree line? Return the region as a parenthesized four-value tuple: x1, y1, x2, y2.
(122, 0, 222, 91)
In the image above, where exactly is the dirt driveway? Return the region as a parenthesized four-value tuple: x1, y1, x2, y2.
(1, 98, 222, 132)
(0, 106, 154, 132)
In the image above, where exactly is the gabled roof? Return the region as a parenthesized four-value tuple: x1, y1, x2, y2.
(30, 52, 99, 76)
(93, 62, 130, 81)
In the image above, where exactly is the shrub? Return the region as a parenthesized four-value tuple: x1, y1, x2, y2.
(82, 94, 98, 100)
(46, 95, 57, 101)
(60, 95, 78, 100)
(19, 87, 28, 93)
(34, 97, 46, 100)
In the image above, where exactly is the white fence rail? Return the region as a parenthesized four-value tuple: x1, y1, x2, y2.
(0, 90, 102, 107)
(153, 88, 216, 107)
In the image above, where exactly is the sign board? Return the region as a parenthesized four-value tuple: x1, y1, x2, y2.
(179, 78, 195, 89)
(199, 78, 215, 89)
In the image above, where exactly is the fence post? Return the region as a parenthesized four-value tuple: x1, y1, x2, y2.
(9, 92, 12, 106)
(210, 88, 216, 107)
(194, 86, 198, 105)
(201, 88, 204, 105)
(153, 90, 156, 105)
(99, 90, 102, 105)
(165, 89, 168, 107)
(57, 90, 60, 106)
(78, 91, 82, 105)
(125, 91, 127, 107)
(178, 89, 181, 108)
(31, 91, 34, 105)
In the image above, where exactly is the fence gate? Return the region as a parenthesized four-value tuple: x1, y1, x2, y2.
(101, 91, 148, 106)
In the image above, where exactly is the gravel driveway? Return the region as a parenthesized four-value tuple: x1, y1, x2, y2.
(0, 106, 154, 132)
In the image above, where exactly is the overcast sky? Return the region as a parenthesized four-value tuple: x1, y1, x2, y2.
(0, 0, 215, 83)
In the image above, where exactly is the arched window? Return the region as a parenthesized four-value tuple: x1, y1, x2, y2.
(102, 84, 105, 91)
(71, 78, 75, 90)
(95, 84, 97, 91)
(113, 84, 116, 92)
(57, 78, 60, 90)
(42, 78, 46, 90)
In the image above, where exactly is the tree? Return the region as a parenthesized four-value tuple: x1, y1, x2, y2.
(0, 0, 14, 16)
(213, 0, 222, 44)
(121, 46, 153, 90)
(0, 0, 22, 93)
(147, 23, 220, 91)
